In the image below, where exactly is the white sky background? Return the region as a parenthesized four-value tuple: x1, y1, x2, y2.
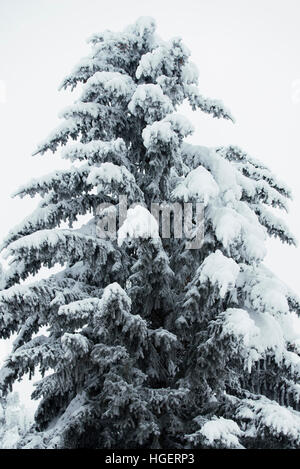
(0, 0, 299, 411)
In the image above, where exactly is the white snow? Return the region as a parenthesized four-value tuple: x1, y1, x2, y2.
(81, 71, 135, 101)
(58, 297, 99, 322)
(118, 205, 160, 246)
(13, 163, 89, 199)
(181, 62, 199, 84)
(59, 102, 102, 120)
(172, 165, 219, 204)
(128, 84, 173, 122)
(222, 308, 260, 347)
(198, 250, 240, 298)
(183, 144, 242, 203)
(1, 426, 20, 449)
(198, 417, 243, 448)
(181, 145, 271, 264)
(254, 204, 296, 245)
(61, 333, 90, 360)
(4, 228, 98, 258)
(136, 47, 166, 80)
(61, 138, 127, 163)
(235, 159, 292, 199)
(96, 283, 132, 319)
(142, 120, 173, 148)
(125, 16, 156, 39)
(151, 328, 178, 350)
(87, 162, 134, 186)
(142, 113, 193, 149)
(221, 306, 300, 373)
(184, 84, 235, 121)
(45, 392, 88, 448)
(208, 202, 267, 261)
(100, 282, 129, 303)
(238, 264, 290, 315)
(136, 36, 190, 81)
(237, 396, 300, 444)
(164, 113, 194, 136)
(0, 392, 32, 449)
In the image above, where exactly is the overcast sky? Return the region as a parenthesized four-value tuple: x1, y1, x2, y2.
(0, 0, 300, 409)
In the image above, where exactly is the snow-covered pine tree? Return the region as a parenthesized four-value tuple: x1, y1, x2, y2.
(0, 17, 300, 449)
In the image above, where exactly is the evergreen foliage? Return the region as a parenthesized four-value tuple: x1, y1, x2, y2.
(0, 17, 299, 449)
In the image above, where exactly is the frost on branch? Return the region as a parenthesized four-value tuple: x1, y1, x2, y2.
(197, 250, 240, 299)
(118, 205, 159, 246)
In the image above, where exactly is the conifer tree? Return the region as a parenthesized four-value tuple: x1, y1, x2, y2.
(0, 17, 300, 449)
